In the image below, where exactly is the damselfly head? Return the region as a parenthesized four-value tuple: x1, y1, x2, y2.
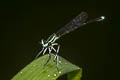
(41, 39, 48, 47)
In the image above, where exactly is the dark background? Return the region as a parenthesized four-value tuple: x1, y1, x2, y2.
(1, 0, 114, 80)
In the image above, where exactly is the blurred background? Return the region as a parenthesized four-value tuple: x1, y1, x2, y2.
(1, 0, 114, 80)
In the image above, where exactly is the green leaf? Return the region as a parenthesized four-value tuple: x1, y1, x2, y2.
(11, 54, 82, 80)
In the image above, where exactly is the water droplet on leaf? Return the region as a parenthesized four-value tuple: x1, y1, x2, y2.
(54, 74, 57, 77)
(48, 75, 50, 77)
(33, 65, 36, 67)
(59, 71, 61, 74)
(20, 71, 23, 74)
(65, 63, 67, 64)
(59, 61, 62, 63)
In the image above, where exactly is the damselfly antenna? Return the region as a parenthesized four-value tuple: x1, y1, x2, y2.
(35, 12, 105, 71)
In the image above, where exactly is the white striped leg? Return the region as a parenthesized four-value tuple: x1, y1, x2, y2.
(35, 47, 44, 59)
(48, 47, 52, 54)
(43, 48, 52, 67)
(54, 45, 60, 61)
(56, 55, 59, 71)
(52, 43, 58, 46)
(54, 45, 60, 71)
(51, 46, 57, 52)
(43, 48, 47, 55)
(51, 43, 59, 53)
(57, 45, 60, 53)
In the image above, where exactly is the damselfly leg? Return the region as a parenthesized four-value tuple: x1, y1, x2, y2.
(35, 47, 44, 59)
(54, 45, 60, 71)
(43, 47, 52, 68)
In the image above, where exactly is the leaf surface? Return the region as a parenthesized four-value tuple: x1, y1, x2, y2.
(11, 54, 82, 80)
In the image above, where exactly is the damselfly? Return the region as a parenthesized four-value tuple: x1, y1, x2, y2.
(35, 12, 105, 70)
